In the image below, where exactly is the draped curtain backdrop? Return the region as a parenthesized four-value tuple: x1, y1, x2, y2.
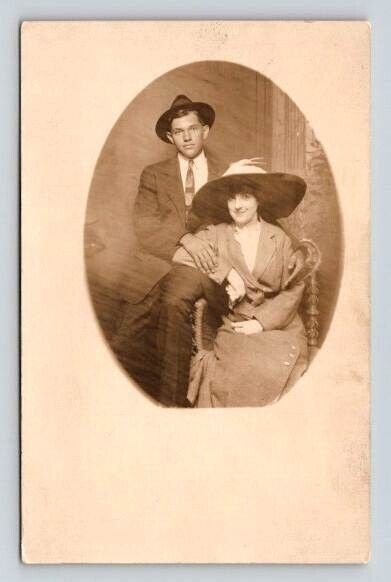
(85, 61, 342, 347)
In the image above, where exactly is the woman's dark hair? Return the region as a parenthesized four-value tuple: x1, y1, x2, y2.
(226, 179, 260, 210)
(225, 178, 276, 223)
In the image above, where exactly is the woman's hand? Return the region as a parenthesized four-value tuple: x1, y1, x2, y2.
(226, 284, 243, 306)
(226, 269, 246, 305)
(231, 319, 263, 335)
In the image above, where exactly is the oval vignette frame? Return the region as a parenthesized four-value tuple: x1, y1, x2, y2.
(84, 60, 343, 406)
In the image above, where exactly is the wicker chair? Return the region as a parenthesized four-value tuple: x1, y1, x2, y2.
(192, 239, 322, 360)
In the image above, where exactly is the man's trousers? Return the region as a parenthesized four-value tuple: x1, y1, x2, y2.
(111, 265, 227, 407)
(157, 265, 227, 407)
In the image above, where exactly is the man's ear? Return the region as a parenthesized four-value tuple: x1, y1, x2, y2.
(166, 132, 174, 145)
(202, 125, 210, 140)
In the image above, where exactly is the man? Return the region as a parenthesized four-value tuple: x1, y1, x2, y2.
(113, 95, 228, 406)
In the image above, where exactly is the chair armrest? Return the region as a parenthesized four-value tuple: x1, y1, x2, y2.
(193, 298, 208, 352)
(296, 239, 321, 349)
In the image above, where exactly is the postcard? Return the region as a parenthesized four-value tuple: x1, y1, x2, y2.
(21, 20, 370, 563)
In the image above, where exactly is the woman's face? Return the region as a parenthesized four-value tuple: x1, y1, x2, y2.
(227, 193, 259, 227)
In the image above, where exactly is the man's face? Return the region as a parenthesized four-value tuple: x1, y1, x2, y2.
(167, 111, 210, 159)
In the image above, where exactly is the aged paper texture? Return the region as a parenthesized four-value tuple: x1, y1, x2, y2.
(21, 21, 370, 563)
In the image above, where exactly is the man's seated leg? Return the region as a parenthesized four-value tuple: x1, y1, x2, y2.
(157, 265, 227, 407)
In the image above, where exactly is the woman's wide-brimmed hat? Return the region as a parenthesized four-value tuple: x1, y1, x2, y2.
(192, 159, 307, 223)
(155, 94, 215, 143)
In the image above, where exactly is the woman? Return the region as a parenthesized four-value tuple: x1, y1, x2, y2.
(173, 159, 309, 407)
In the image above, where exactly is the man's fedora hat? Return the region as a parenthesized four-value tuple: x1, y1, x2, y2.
(155, 94, 215, 143)
(192, 158, 307, 223)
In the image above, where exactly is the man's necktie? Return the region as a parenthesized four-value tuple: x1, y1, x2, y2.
(184, 160, 195, 220)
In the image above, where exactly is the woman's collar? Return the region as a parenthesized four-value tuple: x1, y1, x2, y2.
(232, 218, 263, 234)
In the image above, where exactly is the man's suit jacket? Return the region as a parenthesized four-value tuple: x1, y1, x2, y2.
(122, 151, 226, 304)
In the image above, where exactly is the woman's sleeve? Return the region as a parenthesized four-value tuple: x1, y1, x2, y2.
(252, 235, 305, 331)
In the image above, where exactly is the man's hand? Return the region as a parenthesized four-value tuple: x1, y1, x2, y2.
(180, 233, 217, 274)
(226, 269, 246, 305)
(231, 319, 263, 335)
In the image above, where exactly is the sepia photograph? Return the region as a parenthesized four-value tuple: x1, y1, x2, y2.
(85, 61, 342, 408)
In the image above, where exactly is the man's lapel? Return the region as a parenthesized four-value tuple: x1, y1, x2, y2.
(205, 149, 227, 181)
(161, 157, 186, 226)
(160, 150, 227, 228)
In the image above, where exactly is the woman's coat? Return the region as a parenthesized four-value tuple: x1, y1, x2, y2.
(173, 220, 308, 407)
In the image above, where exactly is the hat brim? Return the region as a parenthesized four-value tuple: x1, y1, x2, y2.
(155, 101, 215, 143)
(192, 173, 306, 223)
